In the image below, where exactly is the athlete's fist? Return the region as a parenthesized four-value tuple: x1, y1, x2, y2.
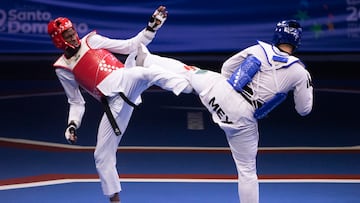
(147, 6, 167, 32)
(65, 122, 77, 144)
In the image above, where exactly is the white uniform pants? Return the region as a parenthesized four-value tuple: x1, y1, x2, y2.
(190, 71, 260, 203)
(94, 95, 134, 196)
(144, 53, 260, 203)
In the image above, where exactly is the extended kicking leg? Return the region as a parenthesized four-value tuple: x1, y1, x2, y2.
(136, 44, 198, 76)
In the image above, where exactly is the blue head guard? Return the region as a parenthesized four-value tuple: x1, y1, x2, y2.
(272, 20, 302, 51)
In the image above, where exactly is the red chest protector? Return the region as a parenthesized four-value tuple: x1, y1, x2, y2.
(72, 48, 124, 99)
(54, 31, 125, 100)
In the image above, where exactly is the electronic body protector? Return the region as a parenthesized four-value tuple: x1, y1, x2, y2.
(53, 31, 124, 100)
(53, 32, 129, 135)
(227, 55, 261, 92)
(228, 40, 304, 119)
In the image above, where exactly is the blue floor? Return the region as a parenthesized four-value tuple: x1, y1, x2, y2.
(1, 182, 359, 203)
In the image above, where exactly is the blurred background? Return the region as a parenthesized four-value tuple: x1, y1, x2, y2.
(0, 0, 359, 80)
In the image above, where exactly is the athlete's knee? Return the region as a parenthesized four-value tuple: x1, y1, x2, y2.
(94, 150, 103, 168)
(94, 149, 113, 170)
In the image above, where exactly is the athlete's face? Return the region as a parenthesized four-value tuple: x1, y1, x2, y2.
(62, 28, 80, 48)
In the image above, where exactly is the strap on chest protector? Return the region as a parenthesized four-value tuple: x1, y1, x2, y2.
(254, 93, 287, 119)
(227, 55, 261, 92)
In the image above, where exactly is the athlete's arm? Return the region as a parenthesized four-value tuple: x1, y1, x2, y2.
(55, 68, 86, 128)
(87, 6, 167, 55)
(292, 68, 313, 116)
(86, 31, 154, 55)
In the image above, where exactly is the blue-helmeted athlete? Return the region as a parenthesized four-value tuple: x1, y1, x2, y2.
(136, 19, 314, 203)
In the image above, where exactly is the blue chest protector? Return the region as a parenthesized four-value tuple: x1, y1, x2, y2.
(227, 55, 261, 92)
(228, 41, 302, 119)
(254, 93, 287, 119)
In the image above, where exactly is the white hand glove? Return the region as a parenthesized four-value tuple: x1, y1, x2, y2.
(65, 122, 77, 144)
(147, 6, 167, 32)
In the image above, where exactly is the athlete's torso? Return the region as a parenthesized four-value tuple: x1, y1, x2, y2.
(53, 32, 124, 100)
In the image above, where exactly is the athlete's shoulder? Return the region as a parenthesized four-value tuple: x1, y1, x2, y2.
(290, 54, 306, 69)
(53, 55, 69, 68)
(84, 30, 111, 48)
(257, 40, 271, 46)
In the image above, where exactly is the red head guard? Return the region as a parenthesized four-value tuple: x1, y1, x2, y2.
(48, 17, 80, 50)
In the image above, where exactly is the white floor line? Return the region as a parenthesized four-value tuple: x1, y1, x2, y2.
(1, 178, 360, 191)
